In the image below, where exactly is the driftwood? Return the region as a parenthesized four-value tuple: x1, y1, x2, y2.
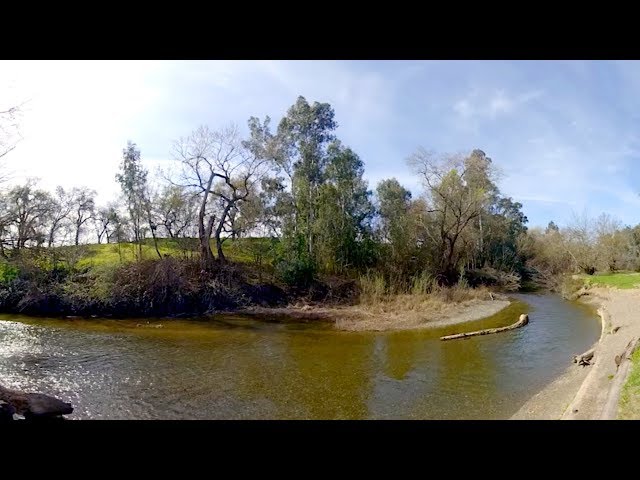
(0, 386, 73, 419)
(615, 338, 639, 370)
(440, 314, 529, 341)
(573, 348, 595, 367)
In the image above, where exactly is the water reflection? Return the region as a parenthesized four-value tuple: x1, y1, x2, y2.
(0, 294, 600, 419)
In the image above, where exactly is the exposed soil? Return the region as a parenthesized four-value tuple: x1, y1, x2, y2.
(240, 298, 511, 332)
(512, 287, 640, 420)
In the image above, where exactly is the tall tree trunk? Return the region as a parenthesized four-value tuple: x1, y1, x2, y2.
(478, 214, 484, 267)
(215, 203, 233, 263)
(150, 226, 162, 259)
(145, 205, 162, 260)
(48, 222, 58, 248)
(198, 204, 215, 270)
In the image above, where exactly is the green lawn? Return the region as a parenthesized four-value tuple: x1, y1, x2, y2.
(580, 272, 640, 289)
(618, 347, 640, 419)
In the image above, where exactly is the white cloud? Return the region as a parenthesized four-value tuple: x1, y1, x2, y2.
(3, 60, 640, 231)
(452, 88, 543, 121)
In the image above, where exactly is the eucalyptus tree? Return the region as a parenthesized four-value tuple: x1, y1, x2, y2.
(272, 96, 338, 260)
(116, 141, 147, 258)
(314, 142, 374, 272)
(375, 178, 415, 273)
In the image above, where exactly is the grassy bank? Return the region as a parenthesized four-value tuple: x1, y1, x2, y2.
(71, 237, 277, 269)
(567, 273, 640, 419)
(558, 271, 640, 301)
(0, 239, 513, 326)
(0, 238, 289, 318)
(619, 347, 640, 419)
(577, 271, 640, 289)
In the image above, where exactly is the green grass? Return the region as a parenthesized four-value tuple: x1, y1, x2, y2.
(67, 237, 278, 270)
(618, 347, 640, 419)
(580, 272, 640, 289)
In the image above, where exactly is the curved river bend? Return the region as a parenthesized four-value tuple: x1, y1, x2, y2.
(0, 293, 599, 419)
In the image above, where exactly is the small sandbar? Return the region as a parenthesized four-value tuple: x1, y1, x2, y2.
(240, 298, 511, 332)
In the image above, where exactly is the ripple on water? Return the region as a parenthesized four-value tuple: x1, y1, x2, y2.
(0, 295, 601, 419)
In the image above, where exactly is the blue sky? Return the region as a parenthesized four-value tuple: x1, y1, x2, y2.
(2, 60, 640, 228)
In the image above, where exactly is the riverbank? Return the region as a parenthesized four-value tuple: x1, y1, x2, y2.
(512, 286, 640, 420)
(240, 296, 511, 332)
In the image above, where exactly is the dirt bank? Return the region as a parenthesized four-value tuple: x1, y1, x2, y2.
(240, 297, 511, 332)
(512, 287, 640, 420)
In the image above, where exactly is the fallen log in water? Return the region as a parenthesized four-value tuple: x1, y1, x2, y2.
(440, 314, 529, 341)
(0, 386, 73, 419)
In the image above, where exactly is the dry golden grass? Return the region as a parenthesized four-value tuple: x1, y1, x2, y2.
(241, 273, 509, 332)
(241, 281, 509, 331)
(338, 287, 502, 331)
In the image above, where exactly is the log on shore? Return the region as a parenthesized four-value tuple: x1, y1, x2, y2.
(0, 386, 73, 418)
(573, 348, 595, 366)
(440, 314, 529, 341)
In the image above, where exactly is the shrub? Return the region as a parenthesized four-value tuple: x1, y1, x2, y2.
(275, 257, 316, 287)
(0, 261, 19, 285)
(559, 275, 587, 300)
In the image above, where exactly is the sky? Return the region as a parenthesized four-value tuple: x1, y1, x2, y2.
(1, 59, 640, 228)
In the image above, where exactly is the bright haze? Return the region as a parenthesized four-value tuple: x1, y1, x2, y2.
(1, 60, 639, 228)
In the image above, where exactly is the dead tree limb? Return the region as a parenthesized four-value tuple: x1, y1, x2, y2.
(440, 313, 529, 341)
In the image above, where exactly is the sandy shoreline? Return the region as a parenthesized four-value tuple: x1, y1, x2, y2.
(239, 298, 511, 332)
(512, 287, 640, 420)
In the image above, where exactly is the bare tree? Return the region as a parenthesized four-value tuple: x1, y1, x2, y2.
(46, 186, 74, 247)
(0, 103, 24, 159)
(594, 213, 624, 272)
(70, 187, 96, 246)
(3, 179, 53, 250)
(0, 101, 28, 184)
(172, 124, 269, 268)
(157, 185, 197, 239)
(564, 210, 598, 274)
(408, 149, 492, 284)
(94, 203, 120, 244)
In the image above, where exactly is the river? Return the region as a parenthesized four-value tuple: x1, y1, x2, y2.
(0, 293, 600, 419)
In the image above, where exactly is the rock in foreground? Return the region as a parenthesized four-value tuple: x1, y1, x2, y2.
(0, 386, 73, 420)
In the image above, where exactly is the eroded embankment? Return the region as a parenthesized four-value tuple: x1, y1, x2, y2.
(512, 287, 640, 420)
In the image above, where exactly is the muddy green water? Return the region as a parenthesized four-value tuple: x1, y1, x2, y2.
(0, 293, 599, 419)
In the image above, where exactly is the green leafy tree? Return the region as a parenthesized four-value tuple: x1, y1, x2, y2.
(375, 178, 415, 275)
(275, 96, 337, 261)
(116, 141, 150, 259)
(314, 142, 374, 272)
